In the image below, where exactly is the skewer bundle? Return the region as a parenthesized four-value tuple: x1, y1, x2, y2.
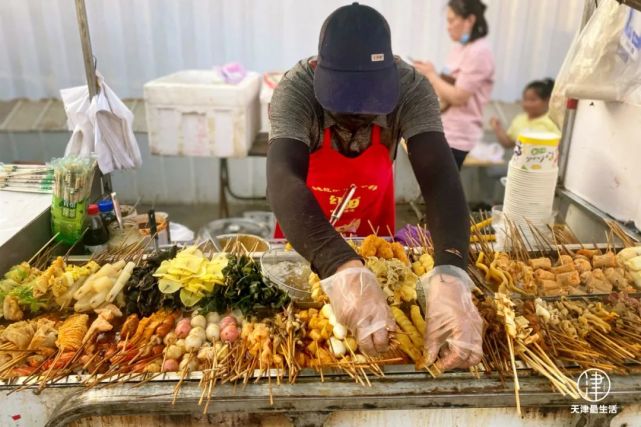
(50, 156, 97, 243)
(1, 223, 641, 415)
(0, 163, 54, 193)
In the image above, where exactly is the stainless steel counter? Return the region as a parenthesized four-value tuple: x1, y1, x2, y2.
(0, 367, 636, 427)
(1, 191, 640, 426)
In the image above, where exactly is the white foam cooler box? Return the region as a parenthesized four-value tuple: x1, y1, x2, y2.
(144, 70, 261, 158)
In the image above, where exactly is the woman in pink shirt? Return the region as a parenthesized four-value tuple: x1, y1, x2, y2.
(415, 0, 495, 169)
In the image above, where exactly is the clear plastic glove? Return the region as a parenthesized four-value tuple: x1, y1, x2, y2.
(321, 267, 395, 355)
(422, 265, 484, 370)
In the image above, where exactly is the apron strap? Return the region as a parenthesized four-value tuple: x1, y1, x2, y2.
(371, 124, 381, 146)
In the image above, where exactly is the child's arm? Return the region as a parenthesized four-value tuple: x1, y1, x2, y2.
(490, 117, 515, 148)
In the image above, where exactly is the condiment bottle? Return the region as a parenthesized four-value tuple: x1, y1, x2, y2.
(98, 199, 117, 232)
(84, 204, 109, 254)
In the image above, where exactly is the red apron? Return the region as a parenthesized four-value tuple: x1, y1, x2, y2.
(274, 124, 395, 238)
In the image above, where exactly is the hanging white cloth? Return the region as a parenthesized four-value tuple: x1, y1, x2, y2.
(61, 72, 142, 174)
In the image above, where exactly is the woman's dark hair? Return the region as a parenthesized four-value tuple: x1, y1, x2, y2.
(525, 78, 555, 100)
(448, 0, 489, 42)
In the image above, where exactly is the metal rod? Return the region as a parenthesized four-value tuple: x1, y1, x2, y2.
(330, 184, 357, 226)
(557, 99, 578, 185)
(557, 0, 598, 185)
(74, 0, 113, 194)
(74, 0, 99, 97)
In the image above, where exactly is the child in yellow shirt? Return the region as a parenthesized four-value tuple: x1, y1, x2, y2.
(490, 78, 560, 148)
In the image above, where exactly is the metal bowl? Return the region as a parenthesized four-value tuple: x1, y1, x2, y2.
(260, 248, 313, 302)
(198, 218, 270, 239)
(216, 233, 270, 253)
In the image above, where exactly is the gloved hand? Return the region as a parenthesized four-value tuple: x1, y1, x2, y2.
(321, 267, 395, 355)
(422, 265, 484, 370)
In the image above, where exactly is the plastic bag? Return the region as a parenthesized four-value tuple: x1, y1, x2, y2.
(61, 85, 94, 157)
(89, 75, 142, 173)
(550, 1, 641, 126)
(61, 73, 142, 174)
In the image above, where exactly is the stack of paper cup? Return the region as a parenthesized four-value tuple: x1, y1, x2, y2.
(511, 131, 560, 171)
(502, 131, 561, 244)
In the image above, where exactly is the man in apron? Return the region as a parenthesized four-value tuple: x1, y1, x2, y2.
(267, 3, 483, 371)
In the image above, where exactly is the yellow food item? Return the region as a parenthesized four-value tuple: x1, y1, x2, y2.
(360, 235, 379, 258)
(470, 217, 492, 232)
(360, 235, 410, 263)
(306, 340, 318, 354)
(396, 333, 422, 362)
(475, 252, 490, 279)
(419, 254, 434, 269)
(33, 257, 66, 298)
(412, 261, 426, 276)
(399, 285, 417, 303)
(390, 242, 409, 265)
(56, 314, 89, 352)
(154, 246, 228, 306)
(344, 337, 358, 353)
(625, 255, 641, 271)
(367, 257, 418, 305)
(378, 245, 394, 260)
(410, 305, 425, 335)
(412, 253, 434, 276)
(470, 234, 496, 243)
(391, 306, 422, 348)
(309, 272, 327, 303)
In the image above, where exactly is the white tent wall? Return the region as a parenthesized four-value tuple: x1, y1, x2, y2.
(0, 0, 584, 205)
(2, 0, 583, 101)
(564, 100, 641, 228)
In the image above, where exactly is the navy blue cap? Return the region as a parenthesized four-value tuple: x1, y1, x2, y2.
(98, 199, 114, 213)
(314, 3, 400, 115)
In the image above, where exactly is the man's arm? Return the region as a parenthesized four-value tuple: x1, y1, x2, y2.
(406, 131, 470, 268)
(266, 138, 362, 278)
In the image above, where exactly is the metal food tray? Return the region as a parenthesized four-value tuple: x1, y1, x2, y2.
(24, 240, 640, 425)
(3, 366, 641, 427)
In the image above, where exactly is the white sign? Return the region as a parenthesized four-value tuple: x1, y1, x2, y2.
(577, 368, 611, 403)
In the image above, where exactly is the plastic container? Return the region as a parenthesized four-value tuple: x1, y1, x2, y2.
(83, 204, 109, 254)
(129, 212, 170, 246)
(512, 131, 560, 171)
(261, 248, 312, 302)
(98, 199, 117, 229)
(198, 218, 270, 240)
(51, 196, 88, 244)
(144, 70, 261, 158)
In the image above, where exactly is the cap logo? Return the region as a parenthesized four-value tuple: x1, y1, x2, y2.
(371, 53, 385, 62)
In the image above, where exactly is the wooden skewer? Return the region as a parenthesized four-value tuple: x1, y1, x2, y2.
(28, 232, 60, 265)
(506, 334, 521, 416)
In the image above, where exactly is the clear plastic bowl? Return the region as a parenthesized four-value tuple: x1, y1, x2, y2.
(260, 248, 312, 302)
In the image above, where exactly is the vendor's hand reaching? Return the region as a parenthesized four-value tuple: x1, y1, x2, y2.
(422, 266, 484, 371)
(321, 263, 395, 355)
